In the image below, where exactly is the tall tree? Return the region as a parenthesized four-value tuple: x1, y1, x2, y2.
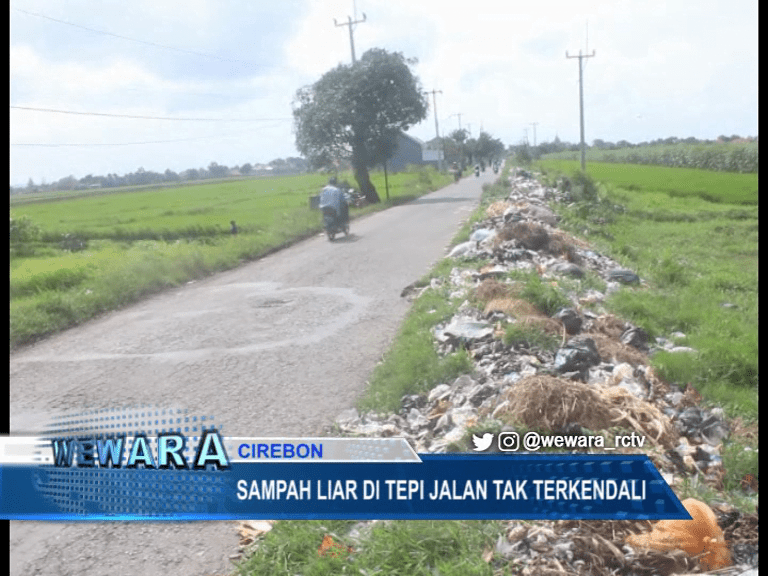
(448, 129, 469, 166)
(293, 48, 428, 203)
(475, 131, 505, 162)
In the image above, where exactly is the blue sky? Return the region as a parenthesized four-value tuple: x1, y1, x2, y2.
(10, 0, 758, 186)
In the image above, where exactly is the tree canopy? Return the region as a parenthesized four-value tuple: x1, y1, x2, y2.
(474, 131, 506, 162)
(293, 48, 428, 203)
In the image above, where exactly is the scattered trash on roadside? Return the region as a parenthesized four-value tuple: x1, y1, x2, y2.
(330, 170, 755, 575)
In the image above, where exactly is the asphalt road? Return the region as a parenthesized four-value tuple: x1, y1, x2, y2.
(9, 168, 497, 576)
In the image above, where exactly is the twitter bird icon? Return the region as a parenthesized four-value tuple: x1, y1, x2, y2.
(472, 433, 494, 451)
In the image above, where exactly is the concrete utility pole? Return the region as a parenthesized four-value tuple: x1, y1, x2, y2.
(566, 49, 595, 171)
(334, 13, 366, 63)
(530, 122, 539, 147)
(424, 89, 444, 171)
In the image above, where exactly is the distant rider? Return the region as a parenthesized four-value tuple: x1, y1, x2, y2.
(321, 177, 349, 224)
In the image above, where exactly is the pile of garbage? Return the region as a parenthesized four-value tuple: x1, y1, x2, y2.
(329, 169, 758, 574)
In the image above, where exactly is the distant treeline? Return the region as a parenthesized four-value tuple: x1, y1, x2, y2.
(512, 135, 758, 173)
(12, 156, 310, 195)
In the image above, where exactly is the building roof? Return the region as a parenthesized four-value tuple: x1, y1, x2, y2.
(399, 132, 427, 147)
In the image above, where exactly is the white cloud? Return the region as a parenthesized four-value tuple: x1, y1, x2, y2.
(9, 0, 759, 186)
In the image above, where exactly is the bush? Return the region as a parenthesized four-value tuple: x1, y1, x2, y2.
(10, 215, 40, 245)
(568, 171, 599, 202)
(516, 146, 532, 165)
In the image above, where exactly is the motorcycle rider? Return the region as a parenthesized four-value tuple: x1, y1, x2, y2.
(451, 162, 461, 182)
(320, 177, 349, 228)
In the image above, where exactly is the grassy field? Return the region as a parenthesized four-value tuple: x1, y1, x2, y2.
(538, 159, 757, 205)
(10, 166, 453, 349)
(541, 141, 758, 173)
(536, 160, 758, 418)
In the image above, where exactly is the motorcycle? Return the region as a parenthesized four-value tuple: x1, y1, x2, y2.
(474, 165, 480, 177)
(319, 185, 350, 241)
(322, 208, 349, 241)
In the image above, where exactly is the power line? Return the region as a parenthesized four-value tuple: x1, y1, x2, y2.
(10, 105, 292, 122)
(123, 87, 261, 100)
(10, 127, 282, 147)
(12, 7, 276, 68)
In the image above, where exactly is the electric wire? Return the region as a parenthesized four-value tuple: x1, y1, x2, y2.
(10, 125, 286, 147)
(10, 105, 293, 123)
(12, 7, 279, 68)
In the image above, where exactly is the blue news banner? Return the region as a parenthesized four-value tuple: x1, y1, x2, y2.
(0, 435, 690, 521)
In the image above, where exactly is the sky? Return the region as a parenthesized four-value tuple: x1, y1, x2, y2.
(9, 0, 758, 187)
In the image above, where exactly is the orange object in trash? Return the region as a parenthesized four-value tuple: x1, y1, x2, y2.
(317, 534, 353, 558)
(625, 498, 731, 570)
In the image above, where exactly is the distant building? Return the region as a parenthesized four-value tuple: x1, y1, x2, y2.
(387, 132, 442, 172)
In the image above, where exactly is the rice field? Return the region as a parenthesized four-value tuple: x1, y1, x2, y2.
(10, 167, 453, 348)
(536, 160, 757, 205)
(536, 159, 758, 417)
(541, 141, 758, 173)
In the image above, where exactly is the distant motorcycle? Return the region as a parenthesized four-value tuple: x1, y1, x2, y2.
(319, 186, 350, 241)
(474, 165, 480, 177)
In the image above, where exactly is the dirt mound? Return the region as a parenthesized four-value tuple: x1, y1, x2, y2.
(484, 297, 541, 318)
(474, 278, 516, 304)
(586, 332, 649, 365)
(485, 200, 511, 218)
(545, 234, 581, 263)
(591, 314, 629, 339)
(496, 221, 550, 250)
(497, 375, 678, 447)
(519, 315, 565, 336)
(484, 298, 563, 336)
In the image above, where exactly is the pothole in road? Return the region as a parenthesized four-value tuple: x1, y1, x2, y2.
(13, 286, 372, 362)
(250, 298, 293, 308)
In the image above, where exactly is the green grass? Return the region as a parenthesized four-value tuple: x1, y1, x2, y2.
(13, 174, 331, 241)
(518, 271, 571, 316)
(540, 160, 757, 205)
(10, 167, 453, 349)
(502, 322, 560, 351)
(538, 161, 757, 416)
(235, 519, 509, 576)
(541, 141, 758, 173)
